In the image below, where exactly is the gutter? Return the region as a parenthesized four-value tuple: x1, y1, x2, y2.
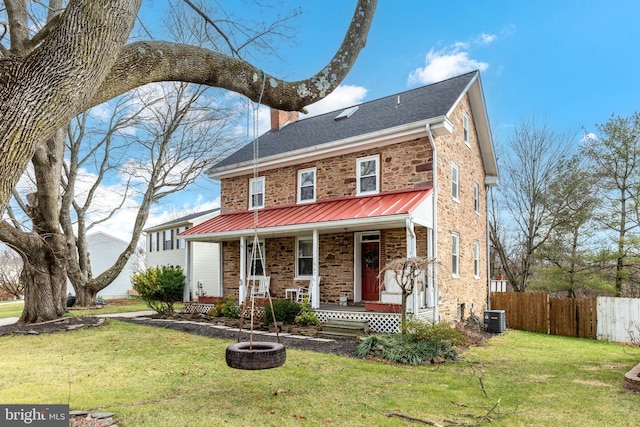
(208, 116, 452, 179)
(426, 124, 439, 323)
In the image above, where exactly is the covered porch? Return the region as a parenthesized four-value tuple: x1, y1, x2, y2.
(180, 188, 437, 323)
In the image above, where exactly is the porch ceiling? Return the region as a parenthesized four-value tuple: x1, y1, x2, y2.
(181, 187, 433, 242)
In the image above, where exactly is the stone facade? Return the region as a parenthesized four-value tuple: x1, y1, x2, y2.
(220, 137, 433, 211)
(434, 95, 488, 320)
(218, 93, 488, 322)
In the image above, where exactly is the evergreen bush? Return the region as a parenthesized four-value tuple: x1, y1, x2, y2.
(131, 266, 185, 315)
(262, 299, 300, 325)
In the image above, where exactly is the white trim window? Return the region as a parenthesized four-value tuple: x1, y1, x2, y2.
(463, 112, 470, 147)
(474, 240, 480, 279)
(452, 233, 460, 277)
(249, 176, 265, 209)
(357, 155, 380, 195)
(163, 230, 173, 250)
(473, 182, 480, 214)
(247, 240, 265, 277)
(296, 237, 313, 277)
(451, 163, 460, 202)
(297, 168, 316, 203)
(177, 226, 188, 249)
(150, 232, 158, 253)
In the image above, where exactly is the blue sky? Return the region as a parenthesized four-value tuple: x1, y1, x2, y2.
(122, 0, 640, 235)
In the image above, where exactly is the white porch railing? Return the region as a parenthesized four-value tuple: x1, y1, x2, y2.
(490, 279, 508, 292)
(183, 302, 435, 334)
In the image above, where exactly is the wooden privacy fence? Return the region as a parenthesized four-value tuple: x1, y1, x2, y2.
(490, 292, 598, 339)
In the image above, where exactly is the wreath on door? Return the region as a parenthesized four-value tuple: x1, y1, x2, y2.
(364, 250, 379, 268)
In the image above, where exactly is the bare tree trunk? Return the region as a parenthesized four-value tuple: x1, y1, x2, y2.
(74, 285, 98, 307)
(18, 234, 67, 323)
(18, 129, 70, 323)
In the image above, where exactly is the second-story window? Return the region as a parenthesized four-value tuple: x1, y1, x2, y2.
(249, 176, 265, 209)
(451, 163, 460, 202)
(177, 226, 188, 249)
(463, 112, 470, 147)
(357, 155, 379, 195)
(298, 168, 316, 203)
(163, 230, 174, 250)
(150, 232, 158, 253)
(473, 182, 480, 214)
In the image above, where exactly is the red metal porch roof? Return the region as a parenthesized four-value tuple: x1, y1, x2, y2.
(181, 187, 432, 237)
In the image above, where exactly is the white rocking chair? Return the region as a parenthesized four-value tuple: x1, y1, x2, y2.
(250, 276, 271, 298)
(296, 276, 320, 304)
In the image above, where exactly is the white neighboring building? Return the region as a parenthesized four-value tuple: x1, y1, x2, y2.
(144, 209, 221, 300)
(68, 232, 144, 299)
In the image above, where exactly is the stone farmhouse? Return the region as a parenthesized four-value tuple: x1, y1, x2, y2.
(181, 70, 498, 330)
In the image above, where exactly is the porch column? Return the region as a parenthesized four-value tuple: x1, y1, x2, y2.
(406, 218, 418, 314)
(183, 240, 192, 301)
(406, 218, 416, 257)
(239, 236, 246, 302)
(311, 229, 320, 309)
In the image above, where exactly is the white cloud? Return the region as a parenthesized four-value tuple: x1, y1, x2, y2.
(477, 33, 497, 45)
(582, 132, 598, 145)
(408, 47, 489, 86)
(242, 84, 368, 135)
(89, 103, 114, 121)
(303, 85, 368, 118)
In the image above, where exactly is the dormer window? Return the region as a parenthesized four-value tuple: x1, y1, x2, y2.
(297, 168, 316, 203)
(357, 155, 379, 195)
(249, 177, 265, 209)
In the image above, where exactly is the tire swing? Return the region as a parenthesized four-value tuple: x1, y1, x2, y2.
(225, 235, 286, 370)
(225, 73, 286, 370)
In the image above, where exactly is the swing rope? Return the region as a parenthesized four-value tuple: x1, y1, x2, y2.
(236, 72, 281, 348)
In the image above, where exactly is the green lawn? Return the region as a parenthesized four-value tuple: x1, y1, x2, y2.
(0, 321, 638, 426)
(0, 300, 24, 319)
(0, 298, 183, 319)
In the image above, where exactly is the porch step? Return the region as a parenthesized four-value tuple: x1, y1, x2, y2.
(319, 319, 369, 337)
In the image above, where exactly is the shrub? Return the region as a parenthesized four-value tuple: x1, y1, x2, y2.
(131, 266, 185, 315)
(219, 297, 240, 318)
(294, 300, 320, 326)
(405, 317, 467, 347)
(263, 299, 300, 325)
(356, 319, 465, 365)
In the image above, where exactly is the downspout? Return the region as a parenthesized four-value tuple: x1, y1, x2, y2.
(184, 240, 191, 302)
(426, 124, 439, 323)
(486, 185, 492, 310)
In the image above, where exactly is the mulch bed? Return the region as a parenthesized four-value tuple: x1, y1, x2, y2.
(0, 316, 105, 337)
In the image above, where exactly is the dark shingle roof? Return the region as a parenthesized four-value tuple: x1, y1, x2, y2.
(144, 208, 220, 231)
(211, 71, 477, 170)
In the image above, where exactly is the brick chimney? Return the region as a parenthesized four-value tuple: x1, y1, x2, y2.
(270, 108, 299, 130)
